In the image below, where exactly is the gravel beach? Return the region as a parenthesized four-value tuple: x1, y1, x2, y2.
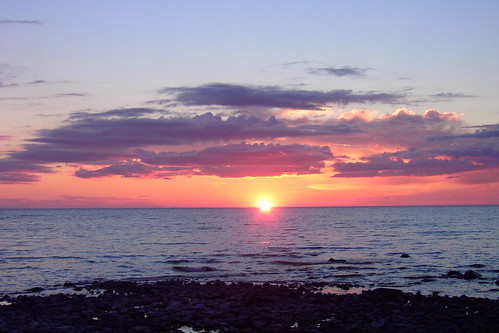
(1, 280, 498, 332)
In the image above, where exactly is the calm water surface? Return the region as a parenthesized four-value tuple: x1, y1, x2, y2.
(0, 206, 497, 298)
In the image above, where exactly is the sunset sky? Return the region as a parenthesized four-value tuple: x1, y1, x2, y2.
(1, 0, 498, 208)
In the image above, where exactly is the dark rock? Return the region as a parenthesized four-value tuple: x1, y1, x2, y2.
(400, 253, 411, 258)
(463, 270, 481, 280)
(496, 279, 499, 286)
(446, 270, 464, 279)
(366, 288, 405, 299)
(27, 287, 44, 292)
(328, 258, 347, 263)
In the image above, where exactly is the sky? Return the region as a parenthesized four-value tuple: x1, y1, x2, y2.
(1, 0, 498, 208)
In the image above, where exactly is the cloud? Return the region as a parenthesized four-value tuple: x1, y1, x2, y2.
(434, 123, 499, 140)
(430, 92, 476, 100)
(0, 19, 42, 25)
(76, 142, 333, 179)
(308, 66, 369, 77)
(75, 161, 161, 179)
(318, 108, 464, 148)
(68, 108, 166, 120)
(10, 110, 348, 164)
(333, 149, 483, 177)
(1, 106, 497, 183)
(54, 93, 87, 97)
(333, 126, 499, 178)
(160, 83, 406, 110)
(0, 159, 52, 184)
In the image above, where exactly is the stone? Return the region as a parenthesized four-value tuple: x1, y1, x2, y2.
(368, 288, 405, 299)
(328, 258, 347, 263)
(463, 270, 481, 280)
(446, 271, 464, 279)
(400, 253, 411, 258)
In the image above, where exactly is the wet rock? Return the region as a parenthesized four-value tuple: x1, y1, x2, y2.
(328, 258, 347, 263)
(463, 270, 481, 280)
(364, 288, 405, 301)
(446, 270, 464, 279)
(400, 253, 411, 258)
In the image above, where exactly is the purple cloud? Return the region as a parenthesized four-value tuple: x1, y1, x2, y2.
(160, 83, 405, 110)
(12, 110, 347, 164)
(0, 159, 52, 183)
(2, 106, 498, 183)
(333, 150, 482, 178)
(76, 142, 333, 179)
(75, 161, 161, 179)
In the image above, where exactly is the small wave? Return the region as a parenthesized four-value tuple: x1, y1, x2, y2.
(202, 258, 222, 264)
(165, 259, 190, 264)
(297, 246, 324, 250)
(332, 266, 373, 271)
(172, 266, 216, 273)
(332, 273, 364, 278)
(272, 260, 323, 266)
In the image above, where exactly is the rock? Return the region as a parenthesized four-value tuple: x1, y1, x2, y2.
(463, 270, 481, 280)
(27, 287, 44, 292)
(446, 271, 464, 279)
(367, 288, 405, 299)
(328, 258, 347, 263)
(400, 253, 411, 258)
(495, 279, 499, 286)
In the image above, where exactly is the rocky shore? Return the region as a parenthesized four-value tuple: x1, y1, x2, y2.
(1, 280, 498, 332)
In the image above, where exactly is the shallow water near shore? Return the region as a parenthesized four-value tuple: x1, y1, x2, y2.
(0, 206, 498, 298)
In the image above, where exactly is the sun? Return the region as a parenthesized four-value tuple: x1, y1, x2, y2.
(258, 199, 272, 212)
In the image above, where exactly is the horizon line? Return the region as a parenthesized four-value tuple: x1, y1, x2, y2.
(1, 204, 497, 210)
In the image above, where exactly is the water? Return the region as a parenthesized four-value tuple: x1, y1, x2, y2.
(0, 206, 497, 298)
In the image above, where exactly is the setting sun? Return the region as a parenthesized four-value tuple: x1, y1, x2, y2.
(258, 199, 272, 211)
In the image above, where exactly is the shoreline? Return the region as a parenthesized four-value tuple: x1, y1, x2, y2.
(1, 279, 498, 332)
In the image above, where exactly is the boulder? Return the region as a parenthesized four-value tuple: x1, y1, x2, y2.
(463, 270, 481, 280)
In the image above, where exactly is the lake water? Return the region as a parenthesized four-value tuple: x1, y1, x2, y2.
(0, 206, 498, 298)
